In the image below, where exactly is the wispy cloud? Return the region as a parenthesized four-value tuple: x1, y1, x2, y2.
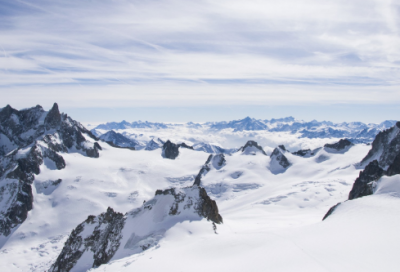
(0, 0, 399, 109)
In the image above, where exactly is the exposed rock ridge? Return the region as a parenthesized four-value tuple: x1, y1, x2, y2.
(193, 154, 226, 186)
(292, 147, 321, 158)
(239, 140, 267, 155)
(161, 140, 194, 159)
(50, 185, 222, 271)
(360, 122, 400, 169)
(324, 139, 353, 151)
(322, 202, 342, 221)
(49, 207, 125, 272)
(323, 139, 354, 154)
(348, 160, 384, 200)
(162, 140, 180, 159)
(270, 145, 291, 171)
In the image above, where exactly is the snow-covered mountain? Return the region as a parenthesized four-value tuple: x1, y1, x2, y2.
(91, 117, 396, 154)
(0, 103, 101, 238)
(95, 120, 169, 130)
(98, 130, 141, 150)
(1, 104, 400, 272)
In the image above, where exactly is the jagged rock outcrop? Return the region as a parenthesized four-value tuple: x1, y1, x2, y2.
(162, 140, 180, 159)
(348, 160, 384, 200)
(44, 103, 62, 130)
(386, 153, 400, 176)
(239, 140, 267, 155)
(178, 142, 194, 150)
(360, 122, 400, 169)
(49, 207, 125, 272)
(292, 147, 321, 158)
(269, 145, 291, 174)
(324, 139, 354, 153)
(50, 186, 222, 272)
(0, 103, 102, 237)
(193, 154, 226, 186)
(198, 186, 223, 224)
(161, 141, 194, 159)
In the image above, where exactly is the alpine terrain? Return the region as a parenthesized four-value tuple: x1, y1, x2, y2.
(0, 104, 400, 272)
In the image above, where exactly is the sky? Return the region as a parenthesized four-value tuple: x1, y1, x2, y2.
(0, 0, 399, 123)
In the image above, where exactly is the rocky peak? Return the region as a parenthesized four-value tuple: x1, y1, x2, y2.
(348, 160, 384, 200)
(194, 154, 226, 186)
(239, 140, 267, 155)
(269, 146, 291, 174)
(162, 140, 180, 159)
(49, 207, 125, 272)
(360, 122, 400, 169)
(44, 103, 61, 130)
(324, 139, 353, 153)
(0, 104, 19, 122)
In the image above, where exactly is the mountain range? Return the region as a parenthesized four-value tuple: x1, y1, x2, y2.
(92, 116, 397, 146)
(1, 104, 400, 272)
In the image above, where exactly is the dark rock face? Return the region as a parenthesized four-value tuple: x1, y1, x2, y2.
(178, 142, 194, 150)
(386, 153, 400, 176)
(239, 140, 267, 155)
(162, 140, 180, 159)
(348, 160, 384, 200)
(44, 103, 62, 130)
(194, 155, 212, 186)
(49, 207, 126, 272)
(105, 140, 135, 150)
(198, 187, 223, 224)
(322, 202, 341, 220)
(360, 122, 400, 169)
(270, 147, 291, 169)
(324, 139, 353, 153)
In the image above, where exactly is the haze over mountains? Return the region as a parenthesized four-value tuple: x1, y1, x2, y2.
(91, 116, 396, 153)
(1, 104, 400, 272)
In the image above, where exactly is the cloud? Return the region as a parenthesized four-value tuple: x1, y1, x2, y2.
(0, 0, 399, 110)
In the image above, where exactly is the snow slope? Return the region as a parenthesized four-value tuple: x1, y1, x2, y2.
(0, 138, 374, 272)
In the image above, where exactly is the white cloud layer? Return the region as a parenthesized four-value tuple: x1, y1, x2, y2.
(0, 0, 399, 114)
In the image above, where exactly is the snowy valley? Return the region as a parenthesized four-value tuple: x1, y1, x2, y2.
(0, 104, 400, 272)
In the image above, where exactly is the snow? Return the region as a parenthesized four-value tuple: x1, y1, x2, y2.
(90, 194, 400, 272)
(1, 130, 400, 272)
